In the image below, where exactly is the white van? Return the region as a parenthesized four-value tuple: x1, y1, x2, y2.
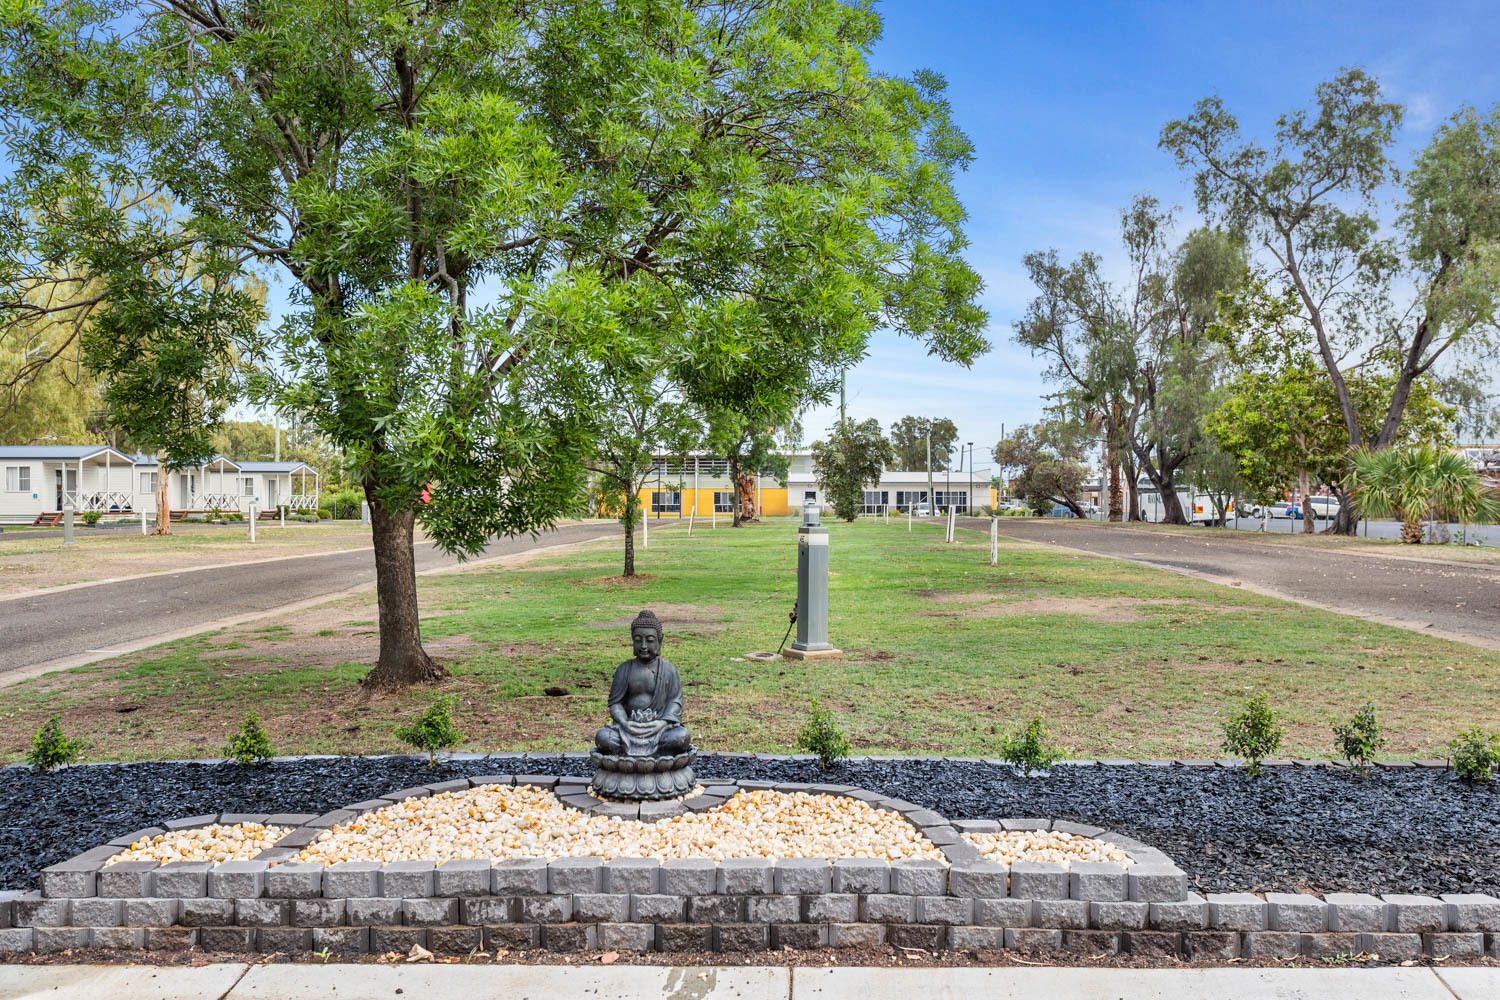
(1304, 496, 1341, 520)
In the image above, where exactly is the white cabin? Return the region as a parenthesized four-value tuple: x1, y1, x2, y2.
(0, 445, 139, 524)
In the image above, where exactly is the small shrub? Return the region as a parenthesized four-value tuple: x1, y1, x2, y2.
(395, 695, 463, 766)
(796, 699, 852, 771)
(1331, 701, 1384, 774)
(225, 712, 276, 765)
(999, 716, 1063, 776)
(81, 511, 101, 526)
(1448, 727, 1500, 783)
(28, 717, 84, 772)
(1221, 693, 1284, 778)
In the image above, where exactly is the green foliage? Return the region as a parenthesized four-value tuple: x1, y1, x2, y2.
(1221, 693, 1284, 777)
(1331, 701, 1385, 774)
(999, 716, 1064, 777)
(1353, 444, 1500, 543)
(1448, 727, 1500, 783)
(323, 487, 366, 520)
(812, 418, 896, 522)
(994, 422, 1089, 517)
(395, 696, 463, 766)
(796, 699, 852, 771)
(224, 712, 276, 766)
(888, 416, 959, 472)
(27, 717, 84, 772)
(81, 510, 101, 526)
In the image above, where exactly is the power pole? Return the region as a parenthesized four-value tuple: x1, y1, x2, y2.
(925, 425, 934, 516)
(967, 441, 973, 514)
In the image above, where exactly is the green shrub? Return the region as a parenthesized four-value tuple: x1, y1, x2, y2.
(225, 712, 276, 765)
(796, 699, 852, 771)
(999, 716, 1063, 776)
(395, 696, 463, 766)
(325, 487, 365, 520)
(1448, 727, 1500, 783)
(81, 511, 101, 526)
(1002, 507, 1030, 517)
(28, 717, 84, 772)
(1331, 701, 1384, 774)
(1222, 693, 1284, 778)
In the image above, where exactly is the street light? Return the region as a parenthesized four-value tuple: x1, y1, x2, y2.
(966, 441, 973, 514)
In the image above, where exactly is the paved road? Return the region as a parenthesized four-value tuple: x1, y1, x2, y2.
(0, 521, 623, 679)
(964, 517, 1500, 650)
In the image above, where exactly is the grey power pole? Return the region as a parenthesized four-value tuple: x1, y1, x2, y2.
(926, 426, 934, 515)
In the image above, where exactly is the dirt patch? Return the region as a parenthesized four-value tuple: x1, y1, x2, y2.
(921, 596, 1233, 624)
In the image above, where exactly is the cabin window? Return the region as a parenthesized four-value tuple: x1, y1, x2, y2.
(139, 472, 158, 493)
(243, 477, 255, 496)
(4, 466, 30, 492)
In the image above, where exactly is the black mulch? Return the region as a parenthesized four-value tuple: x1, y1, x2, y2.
(3, 755, 1496, 896)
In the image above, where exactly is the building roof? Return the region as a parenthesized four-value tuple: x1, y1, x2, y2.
(0, 444, 136, 463)
(236, 461, 317, 474)
(131, 454, 242, 470)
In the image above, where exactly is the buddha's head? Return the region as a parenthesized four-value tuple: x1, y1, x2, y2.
(630, 609, 662, 662)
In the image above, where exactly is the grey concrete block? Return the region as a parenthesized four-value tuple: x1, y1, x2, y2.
(771, 923, 829, 949)
(890, 860, 946, 896)
(1205, 892, 1266, 931)
(370, 927, 427, 953)
(1242, 930, 1301, 959)
(199, 927, 255, 951)
(176, 897, 234, 927)
(827, 923, 885, 947)
(1383, 894, 1447, 933)
(718, 858, 775, 894)
(266, 862, 323, 899)
(572, 893, 630, 923)
(974, 897, 1031, 927)
(40, 863, 97, 899)
(1324, 892, 1385, 932)
(1010, 862, 1068, 900)
(151, 861, 211, 898)
(689, 894, 743, 923)
(1006, 927, 1063, 951)
(1068, 862, 1127, 901)
(630, 894, 686, 922)
(91, 927, 145, 949)
(208, 861, 268, 899)
(346, 897, 402, 925)
(1358, 932, 1423, 960)
(34, 927, 91, 952)
(1091, 900, 1149, 930)
(714, 923, 770, 952)
(863, 893, 916, 923)
(1000, 818, 1051, 832)
(548, 857, 603, 894)
(432, 860, 491, 898)
(290, 898, 346, 927)
(1182, 930, 1239, 960)
(1127, 865, 1187, 903)
(1266, 891, 1326, 932)
(601, 858, 660, 895)
(888, 924, 945, 949)
(98, 862, 157, 898)
(1120, 930, 1182, 957)
(0, 928, 35, 952)
(947, 925, 1008, 949)
(255, 926, 311, 952)
(483, 924, 539, 950)
(381, 861, 435, 898)
(69, 897, 122, 927)
(745, 895, 799, 924)
(804, 893, 859, 923)
(429, 926, 483, 954)
(831, 858, 890, 894)
(461, 896, 517, 924)
(313, 926, 370, 954)
(541, 923, 598, 952)
(1441, 893, 1500, 932)
(264, 813, 319, 826)
(774, 858, 832, 894)
(1301, 931, 1361, 958)
(657, 923, 712, 952)
(14, 896, 68, 928)
(1034, 898, 1089, 929)
(233, 898, 286, 927)
(1425, 931, 1484, 958)
(917, 895, 973, 925)
(947, 861, 1008, 898)
(321, 862, 380, 898)
(491, 859, 548, 895)
(598, 922, 654, 952)
(519, 894, 571, 923)
(1052, 820, 1105, 837)
(661, 858, 718, 895)
(142, 926, 196, 950)
(1149, 894, 1207, 931)
(403, 897, 459, 926)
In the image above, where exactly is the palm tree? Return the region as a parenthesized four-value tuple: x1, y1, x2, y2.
(1351, 444, 1500, 544)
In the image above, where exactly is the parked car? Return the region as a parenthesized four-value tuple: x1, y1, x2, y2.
(911, 502, 933, 517)
(1304, 496, 1341, 520)
(1249, 501, 1298, 519)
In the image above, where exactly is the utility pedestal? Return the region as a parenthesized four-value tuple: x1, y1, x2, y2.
(62, 502, 76, 546)
(783, 501, 842, 661)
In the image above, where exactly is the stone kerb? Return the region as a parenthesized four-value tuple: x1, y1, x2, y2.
(12, 775, 1496, 960)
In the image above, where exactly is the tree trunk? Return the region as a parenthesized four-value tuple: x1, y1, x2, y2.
(154, 451, 171, 536)
(1122, 456, 1143, 522)
(1400, 516, 1423, 544)
(622, 492, 638, 577)
(361, 491, 444, 689)
(1138, 450, 1187, 525)
(734, 469, 756, 526)
(1299, 469, 1314, 534)
(1327, 483, 1358, 536)
(1107, 401, 1124, 522)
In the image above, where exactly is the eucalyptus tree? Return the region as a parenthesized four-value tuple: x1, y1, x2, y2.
(2, 0, 987, 687)
(888, 415, 958, 471)
(1162, 70, 1500, 532)
(812, 417, 894, 521)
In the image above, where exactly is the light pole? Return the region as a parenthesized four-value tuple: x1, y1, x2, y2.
(925, 425, 934, 516)
(966, 441, 973, 514)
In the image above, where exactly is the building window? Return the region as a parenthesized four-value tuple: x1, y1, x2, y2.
(713, 491, 734, 513)
(242, 477, 255, 496)
(934, 490, 969, 513)
(895, 490, 928, 511)
(4, 466, 30, 492)
(803, 490, 817, 502)
(860, 490, 890, 515)
(651, 490, 681, 513)
(139, 472, 158, 493)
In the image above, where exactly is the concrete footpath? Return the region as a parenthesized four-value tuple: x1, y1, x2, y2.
(0, 964, 1497, 999)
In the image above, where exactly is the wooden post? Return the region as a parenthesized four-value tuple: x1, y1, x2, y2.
(990, 516, 999, 566)
(688, 503, 696, 536)
(643, 506, 648, 549)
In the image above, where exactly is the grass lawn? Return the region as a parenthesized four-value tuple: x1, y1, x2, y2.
(3, 518, 1497, 762)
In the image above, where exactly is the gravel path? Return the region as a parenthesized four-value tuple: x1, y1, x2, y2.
(966, 517, 1500, 650)
(4, 755, 1495, 896)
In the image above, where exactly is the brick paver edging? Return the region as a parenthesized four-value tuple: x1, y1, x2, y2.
(2, 776, 1496, 961)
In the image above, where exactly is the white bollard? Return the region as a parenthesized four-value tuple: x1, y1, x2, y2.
(280, 505, 286, 529)
(141, 506, 148, 536)
(712, 506, 717, 529)
(249, 503, 257, 542)
(63, 502, 76, 547)
(907, 507, 912, 533)
(990, 516, 999, 566)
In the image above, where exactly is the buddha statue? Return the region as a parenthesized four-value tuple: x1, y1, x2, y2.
(594, 609, 692, 757)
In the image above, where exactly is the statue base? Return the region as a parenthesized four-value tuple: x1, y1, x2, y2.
(782, 646, 843, 661)
(590, 749, 697, 801)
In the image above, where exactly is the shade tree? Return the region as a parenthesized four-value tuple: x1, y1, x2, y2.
(812, 417, 895, 521)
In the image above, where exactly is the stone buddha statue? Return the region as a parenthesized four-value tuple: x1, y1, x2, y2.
(594, 609, 692, 757)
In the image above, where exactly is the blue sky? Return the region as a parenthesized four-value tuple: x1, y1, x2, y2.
(800, 0, 1500, 466)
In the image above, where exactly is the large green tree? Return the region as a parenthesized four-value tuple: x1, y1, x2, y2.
(992, 420, 1091, 517)
(2, 0, 987, 687)
(812, 417, 894, 521)
(1162, 71, 1500, 532)
(888, 415, 958, 471)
